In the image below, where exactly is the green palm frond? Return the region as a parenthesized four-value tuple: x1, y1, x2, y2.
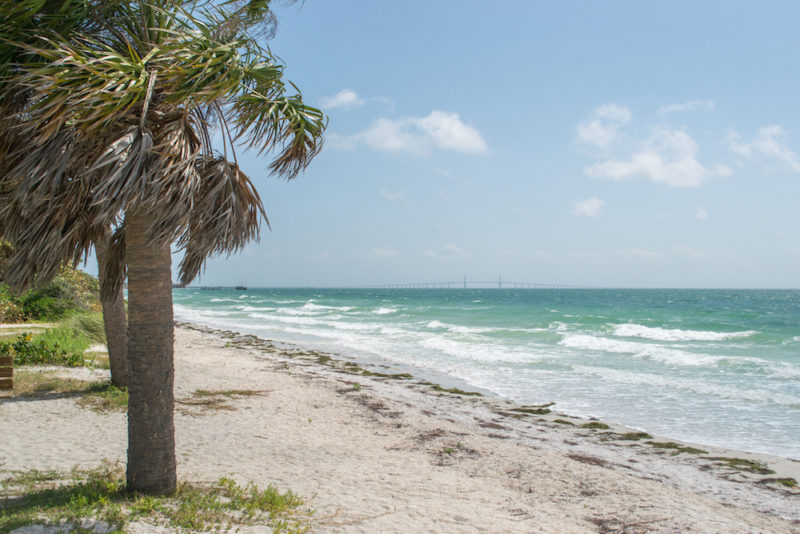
(1, 0, 326, 292)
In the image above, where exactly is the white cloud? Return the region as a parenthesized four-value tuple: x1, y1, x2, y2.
(658, 100, 715, 114)
(319, 89, 363, 109)
(371, 246, 399, 258)
(695, 207, 708, 220)
(586, 128, 724, 187)
(380, 188, 405, 202)
(442, 243, 469, 258)
(572, 197, 605, 217)
(423, 243, 470, 259)
(624, 248, 663, 260)
(673, 245, 712, 262)
(345, 111, 487, 155)
(576, 104, 632, 148)
(727, 126, 800, 173)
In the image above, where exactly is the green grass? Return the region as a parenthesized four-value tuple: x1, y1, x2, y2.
(33, 326, 92, 355)
(0, 464, 312, 533)
(13, 370, 128, 411)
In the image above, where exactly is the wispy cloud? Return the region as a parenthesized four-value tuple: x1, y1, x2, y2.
(623, 248, 663, 260)
(346, 111, 487, 155)
(658, 100, 715, 114)
(371, 246, 400, 258)
(380, 188, 405, 202)
(586, 128, 729, 187)
(672, 245, 713, 262)
(319, 89, 363, 109)
(727, 126, 800, 173)
(423, 243, 471, 259)
(695, 206, 708, 220)
(576, 104, 631, 148)
(572, 197, 605, 217)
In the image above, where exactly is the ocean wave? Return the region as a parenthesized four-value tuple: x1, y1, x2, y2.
(373, 307, 397, 315)
(613, 323, 756, 342)
(419, 336, 544, 364)
(425, 320, 495, 335)
(572, 365, 800, 407)
(560, 334, 723, 367)
(300, 302, 355, 312)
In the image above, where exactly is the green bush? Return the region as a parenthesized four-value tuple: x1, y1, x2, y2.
(63, 312, 106, 344)
(0, 263, 101, 323)
(33, 327, 92, 356)
(1, 333, 84, 367)
(0, 284, 26, 323)
(19, 278, 78, 320)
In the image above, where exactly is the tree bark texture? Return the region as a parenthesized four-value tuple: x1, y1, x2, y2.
(125, 209, 177, 495)
(95, 233, 128, 388)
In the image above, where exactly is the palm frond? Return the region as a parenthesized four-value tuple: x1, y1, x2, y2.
(176, 158, 266, 284)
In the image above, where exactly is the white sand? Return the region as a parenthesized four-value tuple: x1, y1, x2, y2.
(1, 325, 798, 533)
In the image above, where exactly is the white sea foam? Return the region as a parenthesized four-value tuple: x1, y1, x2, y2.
(424, 320, 494, 335)
(300, 302, 354, 312)
(613, 323, 756, 342)
(560, 334, 723, 367)
(572, 365, 799, 407)
(373, 307, 397, 315)
(419, 336, 545, 364)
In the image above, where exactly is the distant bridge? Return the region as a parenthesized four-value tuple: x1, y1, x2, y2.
(349, 276, 591, 290)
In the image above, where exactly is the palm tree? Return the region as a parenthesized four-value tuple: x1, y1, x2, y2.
(1, 0, 132, 387)
(0, 0, 325, 494)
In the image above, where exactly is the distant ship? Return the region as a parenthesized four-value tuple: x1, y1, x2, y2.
(234, 285, 247, 290)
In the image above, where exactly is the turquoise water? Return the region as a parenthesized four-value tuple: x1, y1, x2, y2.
(173, 288, 800, 459)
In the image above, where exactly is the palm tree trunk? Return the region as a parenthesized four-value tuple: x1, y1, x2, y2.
(124, 208, 176, 495)
(95, 231, 128, 388)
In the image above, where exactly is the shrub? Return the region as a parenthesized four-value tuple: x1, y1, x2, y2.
(33, 327, 92, 356)
(1, 333, 84, 367)
(0, 262, 101, 323)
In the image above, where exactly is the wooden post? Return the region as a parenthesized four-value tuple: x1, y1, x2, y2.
(0, 354, 13, 399)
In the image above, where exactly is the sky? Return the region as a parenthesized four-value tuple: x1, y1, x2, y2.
(185, 0, 800, 288)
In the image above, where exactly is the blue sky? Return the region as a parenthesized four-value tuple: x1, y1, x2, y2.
(191, 0, 800, 288)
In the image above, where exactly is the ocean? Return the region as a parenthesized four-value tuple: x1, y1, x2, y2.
(173, 288, 800, 460)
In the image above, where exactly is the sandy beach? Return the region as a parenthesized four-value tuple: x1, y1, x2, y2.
(2, 324, 798, 533)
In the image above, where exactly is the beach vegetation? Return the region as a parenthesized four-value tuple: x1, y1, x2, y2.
(581, 422, 611, 430)
(423, 382, 483, 396)
(617, 432, 653, 441)
(12, 370, 128, 411)
(704, 456, 775, 474)
(553, 419, 575, 425)
(0, 0, 325, 495)
(0, 463, 312, 533)
(763, 477, 798, 488)
(511, 403, 554, 415)
(1, 333, 84, 367)
(646, 442, 707, 454)
(177, 389, 267, 413)
(0, 265, 100, 323)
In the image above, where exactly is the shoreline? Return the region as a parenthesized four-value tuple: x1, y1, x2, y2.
(2, 322, 798, 532)
(178, 318, 800, 465)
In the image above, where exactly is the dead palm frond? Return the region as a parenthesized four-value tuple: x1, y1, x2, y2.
(0, 0, 326, 295)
